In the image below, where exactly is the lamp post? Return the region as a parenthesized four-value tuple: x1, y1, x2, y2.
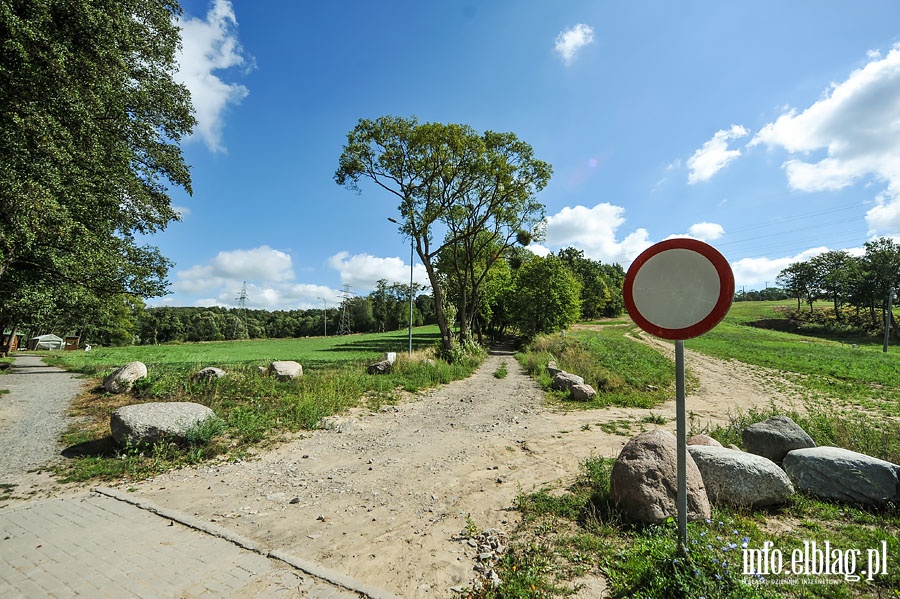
(315, 297, 327, 337)
(388, 217, 414, 355)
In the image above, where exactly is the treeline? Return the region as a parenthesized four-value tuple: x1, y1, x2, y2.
(733, 287, 791, 302)
(2, 247, 625, 347)
(135, 247, 626, 345)
(138, 280, 438, 344)
(776, 237, 900, 331)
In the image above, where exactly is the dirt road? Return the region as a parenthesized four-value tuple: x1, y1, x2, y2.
(120, 340, 800, 597)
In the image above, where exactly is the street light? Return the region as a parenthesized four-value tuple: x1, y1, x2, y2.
(315, 296, 327, 337)
(388, 217, 414, 355)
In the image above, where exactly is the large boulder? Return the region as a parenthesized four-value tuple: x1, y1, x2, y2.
(366, 360, 392, 375)
(570, 383, 597, 402)
(610, 430, 710, 524)
(783, 447, 900, 505)
(551, 371, 584, 392)
(102, 361, 148, 393)
(546, 360, 563, 378)
(688, 445, 794, 507)
(192, 367, 227, 381)
(687, 434, 722, 447)
(110, 402, 218, 447)
(742, 416, 815, 463)
(268, 360, 303, 381)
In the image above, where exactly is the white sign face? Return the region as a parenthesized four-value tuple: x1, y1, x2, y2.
(631, 248, 721, 330)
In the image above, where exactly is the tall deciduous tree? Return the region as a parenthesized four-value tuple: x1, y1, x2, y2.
(776, 261, 818, 311)
(810, 250, 852, 320)
(508, 255, 581, 339)
(0, 1, 195, 319)
(335, 116, 551, 353)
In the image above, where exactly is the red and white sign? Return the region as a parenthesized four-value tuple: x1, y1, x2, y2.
(623, 239, 734, 340)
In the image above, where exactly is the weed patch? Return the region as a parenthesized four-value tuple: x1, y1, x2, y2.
(516, 329, 673, 409)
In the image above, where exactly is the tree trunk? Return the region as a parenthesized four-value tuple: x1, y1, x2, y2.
(422, 259, 453, 354)
(458, 288, 469, 343)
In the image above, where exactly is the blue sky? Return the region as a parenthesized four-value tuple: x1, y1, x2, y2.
(155, 0, 900, 309)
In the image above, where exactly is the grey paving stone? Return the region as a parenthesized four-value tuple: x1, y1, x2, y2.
(0, 491, 392, 599)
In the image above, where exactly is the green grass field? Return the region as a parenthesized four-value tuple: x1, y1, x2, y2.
(688, 301, 900, 417)
(48, 326, 442, 373)
(36, 325, 485, 483)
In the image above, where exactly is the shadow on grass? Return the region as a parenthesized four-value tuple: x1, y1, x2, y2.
(327, 332, 441, 354)
(61, 436, 119, 459)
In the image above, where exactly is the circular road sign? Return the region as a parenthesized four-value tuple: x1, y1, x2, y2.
(623, 239, 734, 340)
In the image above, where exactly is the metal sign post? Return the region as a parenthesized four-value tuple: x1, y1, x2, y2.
(623, 239, 734, 552)
(675, 339, 687, 549)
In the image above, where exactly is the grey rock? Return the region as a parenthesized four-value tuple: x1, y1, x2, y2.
(268, 360, 303, 380)
(783, 446, 900, 505)
(110, 402, 217, 447)
(610, 430, 710, 523)
(688, 445, 794, 507)
(367, 360, 392, 375)
(192, 367, 226, 381)
(687, 434, 722, 447)
(546, 360, 562, 377)
(570, 383, 597, 401)
(102, 361, 148, 393)
(742, 416, 815, 463)
(551, 371, 584, 392)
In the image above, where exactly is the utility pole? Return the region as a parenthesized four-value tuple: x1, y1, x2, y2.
(884, 290, 894, 353)
(316, 297, 327, 337)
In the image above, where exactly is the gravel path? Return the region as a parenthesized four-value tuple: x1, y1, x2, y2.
(0, 354, 84, 490)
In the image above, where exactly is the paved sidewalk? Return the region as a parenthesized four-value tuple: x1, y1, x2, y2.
(0, 489, 395, 598)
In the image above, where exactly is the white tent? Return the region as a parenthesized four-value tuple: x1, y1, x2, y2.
(29, 334, 64, 350)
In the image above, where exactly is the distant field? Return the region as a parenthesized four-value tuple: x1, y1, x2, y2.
(690, 300, 900, 417)
(47, 326, 442, 374)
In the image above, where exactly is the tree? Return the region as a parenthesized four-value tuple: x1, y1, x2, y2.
(335, 116, 551, 353)
(508, 255, 581, 338)
(776, 261, 818, 311)
(860, 237, 900, 332)
(0, 1, 195, 320)
(810, 250, 852, 320)
(557, 247, 613, 320)
(437, 231, 512, 343)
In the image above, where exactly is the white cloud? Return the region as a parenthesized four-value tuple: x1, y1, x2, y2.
(554, 24, 594, 66)
(215, 282, 340, 310)
(866, 190, 900, 233)
(750, 44, 900, 237)
(172, 246, 295, 300)
(327, 251, 430, 291)
(211, 246, 293, 281)
(543, 203, 651, 264)
(687, 222, 725, 241)
(176, 0, 251, 152)
(687, 125, 749, 184)
(730, 246, 829, 290)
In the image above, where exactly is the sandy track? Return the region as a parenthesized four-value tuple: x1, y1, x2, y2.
(120, 339, 801, 597)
